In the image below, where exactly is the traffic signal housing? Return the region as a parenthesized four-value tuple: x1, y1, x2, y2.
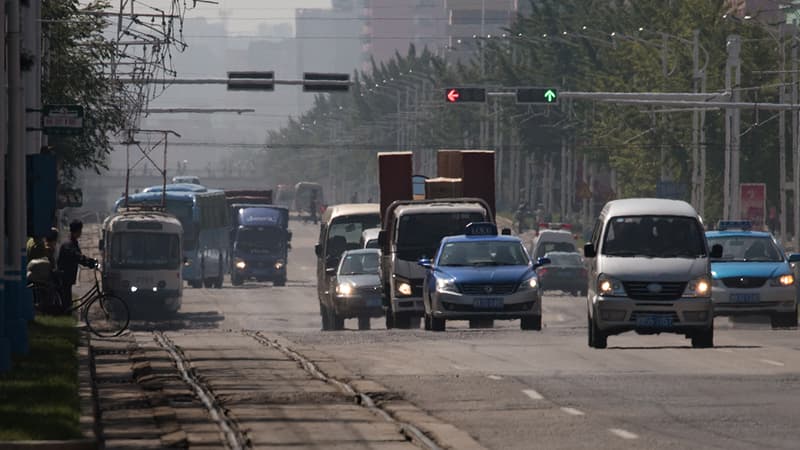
(227, 71, 275, 91)
(444, 87, 486, 103)
(516, 87, 558, 104)
(303, 72, 350, 92)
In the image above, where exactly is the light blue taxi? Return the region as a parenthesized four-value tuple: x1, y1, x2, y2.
(418, 222, 549, 332)
(706, 221, 800, 328)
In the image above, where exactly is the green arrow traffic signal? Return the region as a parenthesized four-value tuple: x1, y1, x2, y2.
(516, 87, 559, 104)
(544, 89, 557, 102)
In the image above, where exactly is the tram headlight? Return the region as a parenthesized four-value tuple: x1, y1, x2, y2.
(130, 286, 138, 293)
(235, 259, 246, 270)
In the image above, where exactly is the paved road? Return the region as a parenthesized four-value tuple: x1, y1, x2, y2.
(129, 220, 800, 449)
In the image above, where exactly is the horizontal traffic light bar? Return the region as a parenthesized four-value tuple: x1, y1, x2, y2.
(516, 87, 558, 104)
(303, 72, 351, 92)
(227, 71, 275, 91)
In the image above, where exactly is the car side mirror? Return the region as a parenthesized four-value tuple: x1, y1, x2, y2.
(501, 228, 512, 235)
(314, 243, 321, 257)
(534, 257, 551, 269)
(788, 253, 800, 263)
(584, 243, 596, 258)
(418, 258, 432, 269)
(98, 239, 104, 251)
(710, 244, 723, 259)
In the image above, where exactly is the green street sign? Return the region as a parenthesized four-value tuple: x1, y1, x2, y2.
(516, 87, 559, 104)
(42, 104, 84, 136)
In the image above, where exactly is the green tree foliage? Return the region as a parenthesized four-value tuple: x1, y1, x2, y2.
(42, 0, 130, 181)
(264, 0, 784, 219)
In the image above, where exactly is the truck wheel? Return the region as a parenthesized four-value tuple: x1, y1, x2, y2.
(691, 326, 714, 348)
(203, 278, 214, 288)
(771, 307, 798, 328)
(430, 316, 446, 332)
(469, 319, 494, 329)
(520, 316, 541, 331)
(231, 273, 243, 286)
(588, 314, 607, 349)
(358, 316, 371, 331)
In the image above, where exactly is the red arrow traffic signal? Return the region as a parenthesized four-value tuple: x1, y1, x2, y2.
(443, 87, 486, 103)
(446, 88, 460, 102)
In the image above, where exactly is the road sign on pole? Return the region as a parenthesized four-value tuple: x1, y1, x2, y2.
(303, 72, 350, 92)
(42, 104, 84, 135)
(444, 87, 486, 103)
(227, 71, 275, 91)
(516, 87, 559, 104)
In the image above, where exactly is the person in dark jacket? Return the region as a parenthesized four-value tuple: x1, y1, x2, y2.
(57, 220, 97, 312)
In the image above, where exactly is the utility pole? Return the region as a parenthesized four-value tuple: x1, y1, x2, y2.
(7, 0, 27, 355)
(0, 0, 10, 372)
(724, 35, 741, 220)
(793, 26, 800, 248)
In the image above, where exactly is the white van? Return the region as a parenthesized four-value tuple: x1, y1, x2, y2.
(583, 199, 721, 349)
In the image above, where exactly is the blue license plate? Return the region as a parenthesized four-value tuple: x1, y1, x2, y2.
(366, 297, 382, 307)
(730, 293, 760, 303)
(636, 315, 673, 328)
(473, 297, 504, 309)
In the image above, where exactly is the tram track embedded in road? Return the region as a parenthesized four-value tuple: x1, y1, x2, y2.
(243, 330, 444, 450)
(153, 331, 250, 450)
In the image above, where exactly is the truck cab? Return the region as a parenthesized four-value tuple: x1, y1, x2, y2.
(380, 199, 492, 329)
(229, 204, 291, 286)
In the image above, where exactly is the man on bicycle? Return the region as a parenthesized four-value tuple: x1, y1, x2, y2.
(57, 220, 97, 314)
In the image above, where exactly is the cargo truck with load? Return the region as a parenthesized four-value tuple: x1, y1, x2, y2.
(377, 150, 499, 329)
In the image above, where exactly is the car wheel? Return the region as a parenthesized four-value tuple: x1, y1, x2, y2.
(385, 306, 395, 329)
(203, 278, 214, 288)
(430, 316, 446, 332)
(394, 312, 412, 329)
(771, 307, 798, 328)
(320, 304, 331, 331)
(330, 308, 344, 331)
(588, 314, 607, 349)
(520, 315, 541, 331)
(358, 316, 371, 331)
(214, 274, 224, 289)
(424, 313, 432, 331)
(469, 319, 494, 329)
(691, 326, 714, 348)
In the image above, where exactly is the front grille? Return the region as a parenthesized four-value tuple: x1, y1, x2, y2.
(721, 277, 768, 288)
(356, 285, 382, 295)
(629, 311, 680, 324)
(443, 301, 534, 313)
(622, 281, 687, 300)
(459, 283, 518, 295)
(411, 279, 424, 297)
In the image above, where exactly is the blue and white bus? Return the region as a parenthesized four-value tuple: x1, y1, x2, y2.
(114, 184, 230, 288)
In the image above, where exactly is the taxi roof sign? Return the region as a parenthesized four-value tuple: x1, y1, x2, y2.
(465, 222, 497, 236)
(717, 220, 752, 231)
(539, 222, 572, 230)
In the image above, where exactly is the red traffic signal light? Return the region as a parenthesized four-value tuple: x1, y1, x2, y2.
(444, 87, 486, 103)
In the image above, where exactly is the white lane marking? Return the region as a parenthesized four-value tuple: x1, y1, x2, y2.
(487, 375, 503, 380)
(714, 348, 733, 353)
(560, 407, 585, 416)
(522, 389, 544, 400)
(609, 428, 638, 440)
(451, 364, 467, 371)
(760, 359, 785, 367)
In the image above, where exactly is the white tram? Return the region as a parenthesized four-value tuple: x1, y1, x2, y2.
(100, 210, 184, 314)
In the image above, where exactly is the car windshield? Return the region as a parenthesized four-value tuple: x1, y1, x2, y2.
(707, 236, 782, 262)
(396, 212, 485, 261)
(602, 215, 706, 258)
(339, 252, 380, 275)
(327, 214, 381, 259)
(110, 232, 181, 269)
(546, 253, 583, 266)
(438, 240, 529, 267)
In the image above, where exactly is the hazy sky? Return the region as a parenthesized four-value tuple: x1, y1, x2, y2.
(188, 0, 334, 34)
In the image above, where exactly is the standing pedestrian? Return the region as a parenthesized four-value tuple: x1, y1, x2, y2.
(56, 220, 97, 313)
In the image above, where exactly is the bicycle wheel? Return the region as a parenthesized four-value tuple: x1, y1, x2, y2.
(85, 294, 130, 337)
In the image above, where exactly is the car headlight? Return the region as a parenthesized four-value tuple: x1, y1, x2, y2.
(684, 276, 711, 297)
(336, 282, 353, 296)
(274, 260, 285, 270)
(130, 286, 138, 293)
(435, 277, 459, 294)
(770, 274, 795, 286)
(518, 276, 539, 291)
(235, 259, 246, 270)
(395, 277, 413, 297)
(598, 274, 625, 296)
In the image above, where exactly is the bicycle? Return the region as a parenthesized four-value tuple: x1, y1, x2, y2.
(29, 266, 130, 337)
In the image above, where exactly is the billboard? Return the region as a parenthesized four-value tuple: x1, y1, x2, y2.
(740, 183, 766, 229)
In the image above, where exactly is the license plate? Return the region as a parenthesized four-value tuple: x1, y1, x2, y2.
(730, 293, 760, 303)
(366, 297, 382, 307)
(473, 297, 504, 309)
(636, 315, 673, 328)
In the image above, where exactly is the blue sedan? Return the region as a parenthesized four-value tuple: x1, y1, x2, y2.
(419, 223, 549, 332)
(706, 222, 800, 328)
